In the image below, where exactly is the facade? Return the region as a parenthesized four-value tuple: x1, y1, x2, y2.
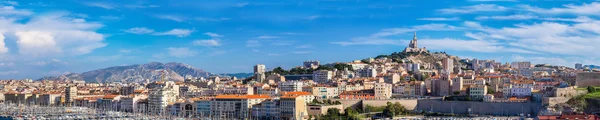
(307, 104, 344, 116)
(431, 75, 453, 96)
(311, 86, 339, 99)
(382, 73, 400, 84)
(194, 99, 211, 118)
(254, 64, 266, 74)
(510, 88, 532, 98)
(451, 77, 463, 93)
(442, 58, 454, 73)
(148, 81, 179, 115)
(38, 94, 61, 106)
(278, 81, 304, 92)
(356, 67, 377, 78)
(468, 85, 487, 100)
(303, 60, 320, 69)
(65, 86, 78, 106)
(251, 99, 280, 119)
(280, 94, 308, 120)
(210, 95, 270, 119)
(511, 61, 531, 69)
(374, 82, 392, 99)
(576, 72, 600, 87)
(575, 63, 583, 70)
(312, 70, 333, 83)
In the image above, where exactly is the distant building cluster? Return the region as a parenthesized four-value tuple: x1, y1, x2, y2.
(1, 33, 598, 119)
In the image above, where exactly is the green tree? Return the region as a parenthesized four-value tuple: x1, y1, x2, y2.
(316, 65, 335, 71)
(587, 86, 597, 93)
(334, 101, 342, 105)
(487, 88, 496, 94)
(453, 91, 460, 95)
(323, 108, 341, 119)
(272, 67, 287, 75)
(383, 102, 397, 117)
(345, 107, 360, 120)
(311, 99, 321, 104)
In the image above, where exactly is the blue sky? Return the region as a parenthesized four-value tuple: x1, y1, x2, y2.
(1, 0, 600, 79)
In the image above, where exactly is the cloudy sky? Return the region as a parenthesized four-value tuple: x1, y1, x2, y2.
(0, 0, 599, 79)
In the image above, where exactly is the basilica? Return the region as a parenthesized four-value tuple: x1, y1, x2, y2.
(403, 32, 428, 53)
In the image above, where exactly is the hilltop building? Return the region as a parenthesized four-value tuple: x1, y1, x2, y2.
(403, 32, 428, 53)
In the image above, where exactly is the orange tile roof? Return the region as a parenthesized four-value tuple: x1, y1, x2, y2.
(103, 94, 120, 99)
(214, 94, 270, 99)
(282, 92, 312, 96)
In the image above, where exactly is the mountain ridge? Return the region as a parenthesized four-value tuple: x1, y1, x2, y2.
(38, 62, 211, 83)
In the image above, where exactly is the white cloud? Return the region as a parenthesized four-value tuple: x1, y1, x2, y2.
(252, 49, 259, 52)
(476, 14, 538, 20)
(204, 32, 223, 37)
(0, 34, 8, 54)
(520, 2, 600, 16)
(417, 17, 460, 21)
(332, 24, 463, 46)
(267, 53, 280, 56)
(167, 47, 197, 58)
(296, 45, 313, 48)
(271, 40, 294, 46)
(83, 2, 115, 9)
(3, 1, 18, 6)
(100, 15, 121, 20)
(193, 39, 221, 47)
(124, 4, 159, 9)
(0, 12, 106, 57)
(463, 21, 483, 29)
(155, 15, 186, 22)
(246, 40, 261, 47)
(0, 6, 33, 15)
(119, 49, 132, 54)
(124, 27, 154, 34)
(0, 70, 18, 75)
(154, 29, 193, 37)
(438, 4, 508, 14)
(196, 17, 230, 22)
(234, 2, 249, 7)
(419, 38, 536, 54)
(281, 32, 307, 35)
(292, 51, 311, 54)
(306, 15, 320, 20)
(468, 0, 517, 1)
(85, 54, 124, 62)
(257, 36, 280, 39)
(541, 16, 595, 23)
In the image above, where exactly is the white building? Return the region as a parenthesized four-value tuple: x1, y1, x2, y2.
(468, 85, 487, 100)
(374, 82, 392, 99)
(65, 86, 78, 106)
(211, 95, 270, 119)
(511, 61, 531, 69)
(312, 70, 333, 83)
(278, 81, 304, 92)
(510, 88, 532, 98)
(254, 64, 266, 74)
(148, 81, 179, 115)
(357, 67, 377, 78)
(311, 87, 339, 99)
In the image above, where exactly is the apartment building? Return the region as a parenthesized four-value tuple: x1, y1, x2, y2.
(211, 95, 270, 119)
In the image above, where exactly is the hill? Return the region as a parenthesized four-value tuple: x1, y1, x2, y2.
(38, 62, 211, 83)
